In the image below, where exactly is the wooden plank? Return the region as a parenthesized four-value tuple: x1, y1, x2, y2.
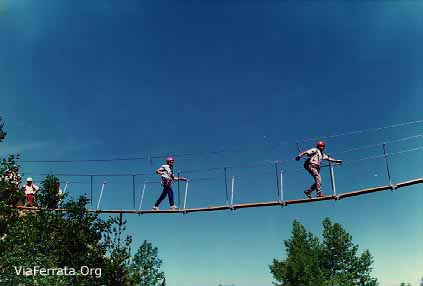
(338, 178, 423, 200)
(285, 196, 335, 205)
(14, 206, 183, 215)
(185, 205, 231, 213)
(234, 201, 281, 209)
(396, 178, 423, 187)
(337, 186, 391, 199)
(95, 209, 181, 214)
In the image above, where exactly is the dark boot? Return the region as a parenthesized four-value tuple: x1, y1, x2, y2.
(316, 191, 325, 198)
(304, 189, 312, 199)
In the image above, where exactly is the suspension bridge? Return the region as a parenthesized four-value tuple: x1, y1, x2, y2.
(14, 177, 423, 214)
(8, 119, 423, 215)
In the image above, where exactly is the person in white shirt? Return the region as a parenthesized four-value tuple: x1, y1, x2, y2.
(23, 177, 39, 206)
(295, 141, 342, 198)
(152, 157, 188, 210)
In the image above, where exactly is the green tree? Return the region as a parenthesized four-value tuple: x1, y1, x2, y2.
(0, 118, 19, 238)
(0, 155, 24, 207)
(270, 218, 378, 286)
(104, 213, 133, 286)
(130, 240, 166, 286)
(269, 220, 324, 286)
(0, 155, 24, 237)
(0, 117, 22, 208)
(0, 173, 134, 285)
(321, 218, 378, 286)
(38, 174, 63, 209)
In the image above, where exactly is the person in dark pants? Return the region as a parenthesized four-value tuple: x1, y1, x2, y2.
(153, 157, 188, 210)
(295, 141, 342, 198)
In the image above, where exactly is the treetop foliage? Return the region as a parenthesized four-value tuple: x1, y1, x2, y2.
(130, 240, 166, 286)
(270, 218, 379, 286)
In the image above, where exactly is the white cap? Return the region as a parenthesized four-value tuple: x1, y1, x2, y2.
(26, 177, 33, 182)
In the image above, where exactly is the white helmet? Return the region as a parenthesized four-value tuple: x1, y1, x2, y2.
(26, 177, 33, 182)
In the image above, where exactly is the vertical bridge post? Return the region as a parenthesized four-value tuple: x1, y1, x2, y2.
(96, 181, 106, 210)
(280, 170, 285, 204)
(183, 181, 189, 212)
(90, 175, 93, 207)
(63, 181, 69, 196)
(132, 175, 136, 209)
(329, 159, 337, 198)
(275, 162, 281, 202)
(230, 176, 235, 210)
(382, 143, 395, 189)
(139, 182, 146, 210)
(177, 171, 181, 208)
(296, 141, 302, 153)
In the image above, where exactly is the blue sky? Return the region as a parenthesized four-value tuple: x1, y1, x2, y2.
(1, 1, 422, 285)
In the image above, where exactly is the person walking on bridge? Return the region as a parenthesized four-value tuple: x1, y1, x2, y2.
(295, 141, 342, 198)
(152, 157, 188, 210)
